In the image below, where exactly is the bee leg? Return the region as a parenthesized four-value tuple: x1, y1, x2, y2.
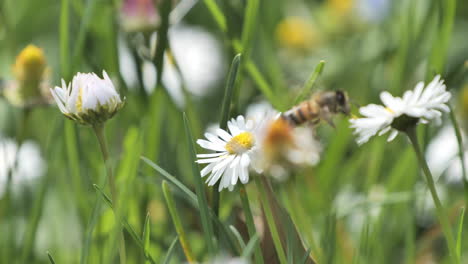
(321, 108, 336, 128)
(325, 117, 336, 128)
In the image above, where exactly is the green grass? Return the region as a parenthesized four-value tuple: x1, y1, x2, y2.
(1, 0, 468, 263)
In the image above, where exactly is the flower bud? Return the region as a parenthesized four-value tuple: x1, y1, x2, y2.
(4, 45, 50, 108)
(50, 71, 124, 126)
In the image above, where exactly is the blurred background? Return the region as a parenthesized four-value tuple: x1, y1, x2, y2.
(1, 0, 468, 263)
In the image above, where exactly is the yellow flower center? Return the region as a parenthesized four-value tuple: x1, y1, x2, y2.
(225, 132, 254, 154)
(76, 87, 83, 112)
(385, 107, 395, 114)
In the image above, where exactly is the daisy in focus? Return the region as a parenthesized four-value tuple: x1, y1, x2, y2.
(50, 71, 124, 126)
(196, 116, 258, 192)
(350, 75, 451, 145)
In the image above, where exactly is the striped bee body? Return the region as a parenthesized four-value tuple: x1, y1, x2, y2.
(281, 100, 320, 126)
(280, 90, 350, 127)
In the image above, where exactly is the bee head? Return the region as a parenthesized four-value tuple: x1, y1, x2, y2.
(335, 90, 350, 115)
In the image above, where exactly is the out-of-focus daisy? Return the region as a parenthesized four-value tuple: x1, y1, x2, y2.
(246, 102, 321, 181)
(196, 116, 258, 192)
(120, 0, 160, 33)
(119, 24, 225, 105)
(426, 125, 468, 184)
(0, 138, 45, 196)
(50, 71, 124, 126)
(350, 75, 451, 145)
(3, 45, 51, 108)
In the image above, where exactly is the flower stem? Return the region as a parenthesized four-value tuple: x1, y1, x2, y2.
(406, 127, 457, 263)
(238, 185, 264, 264)
(92, 124, 126, 264)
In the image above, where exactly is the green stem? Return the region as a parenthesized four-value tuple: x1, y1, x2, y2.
(255, 176, 288, 264)
(448, 106, 468, 203)
(92, 124, 127, 264)
(406, 127, 457, 263)
(238, 186, 264, 264)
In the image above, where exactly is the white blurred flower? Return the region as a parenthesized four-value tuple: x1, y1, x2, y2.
(50, 71, 124, 126)
(334, 185, 410, 235)
(196, 116, 259, 191)
(426, 125, 467, 184)
(119, 24, 225, 106)
(356, 0, 390, 23)
(246, 101, 321, 180)
(0, 138, 45, 196)
(350, 75, 451, 145)
(414, 182, 448, 226)
(120, 0, 160, 33)
(169, 25, 225, 97)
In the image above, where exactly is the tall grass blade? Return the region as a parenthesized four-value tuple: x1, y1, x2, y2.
(47, 252, 56, 264)
(294, 60, 325, 104)
(456, 207, 465, 261)
(162, 236, 179, 264)
(93, 185, 157, 264)
(183, 113, 216, 255)
(229, 225, 246, 249)
(162, 181, 196, 263)
(202, 0, 227, 33)
(241, 233, 260, 259)
(143, 213, 151, 264)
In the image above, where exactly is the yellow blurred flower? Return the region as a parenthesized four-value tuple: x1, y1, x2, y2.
(13, 45, 46, 83)
(4, 45, 51, 108)
(328, 0, 354, 16)
(276, 17, 318, 52)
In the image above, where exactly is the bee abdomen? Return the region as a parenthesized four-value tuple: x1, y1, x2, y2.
(281, 101, 318, 126)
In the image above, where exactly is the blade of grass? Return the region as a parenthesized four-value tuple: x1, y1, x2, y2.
(59, 0, 70, 80)
(456, 207, 465, 261)
(294, 60, 325, 105)
(93, 185, 157, 264)
(183, 113, 216, 255)
(71, 0, 98, 70)
(47, 252, 56, 264)
(300, 248, 313, 264)
(219, 54, 242, 130)
(152, 0, 171, 87)
(143, 213, 151, 264)
(162, 236, 179, 264)
(162, 181, 196, 263)
(141, 157, 198, 203)
(140, 158, 240, 254)
(229, 225, 246, 249)
(448, 105, 468, 202)
(241, 233, 260, 259)
(213, 54, 242, 222)
(240, 0, 259, 57)
(239, 186, 264, 264)
(255, 177, 288, 264)
(427, 0, 456, 76)
(202, 0, 227, 33)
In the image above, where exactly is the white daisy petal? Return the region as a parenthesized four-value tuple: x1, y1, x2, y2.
(351, 75, 450, 145)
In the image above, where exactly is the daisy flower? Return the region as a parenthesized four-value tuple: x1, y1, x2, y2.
(196, 116, 258, 192)
(50, 71, 124, 126)
(350, 75, 451, 145)
(246, 101, 321, 180)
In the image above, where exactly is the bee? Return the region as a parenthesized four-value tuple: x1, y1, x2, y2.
(281, 90, 350, 127)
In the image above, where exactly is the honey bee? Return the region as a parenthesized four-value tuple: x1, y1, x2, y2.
(281, 90, 350, 127)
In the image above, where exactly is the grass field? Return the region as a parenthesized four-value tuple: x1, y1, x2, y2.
(1, 0, 468, 263)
